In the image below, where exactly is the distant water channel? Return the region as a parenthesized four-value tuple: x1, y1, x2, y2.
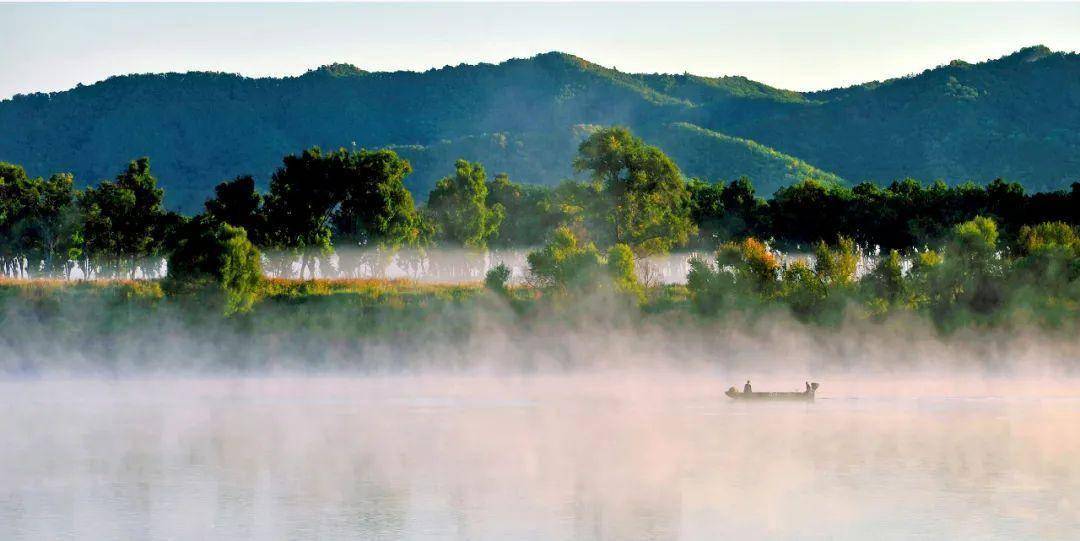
(261, 248, 717, 285)
(4, 247, 862, 284)
(2, 375, 1077, 540)
(260, 248, 845, 285)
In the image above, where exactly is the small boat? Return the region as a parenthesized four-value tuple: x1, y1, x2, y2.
(726, 382, 819, 401)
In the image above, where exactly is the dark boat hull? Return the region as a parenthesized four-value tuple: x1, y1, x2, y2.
(726, 388, 816, 401)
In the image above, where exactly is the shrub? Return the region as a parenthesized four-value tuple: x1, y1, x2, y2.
(484, 263, 512, 293)
(166, 217, 262, 314)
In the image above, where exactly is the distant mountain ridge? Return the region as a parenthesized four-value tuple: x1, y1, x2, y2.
(1, 46, 1078, 211)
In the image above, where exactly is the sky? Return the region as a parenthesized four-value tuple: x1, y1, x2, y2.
(2, 2, 1080, 99)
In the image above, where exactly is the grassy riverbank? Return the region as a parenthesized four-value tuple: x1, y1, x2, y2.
(2, 270, 1079, 375)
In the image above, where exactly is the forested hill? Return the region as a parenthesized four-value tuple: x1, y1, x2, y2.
(2, 46, 1078, 211)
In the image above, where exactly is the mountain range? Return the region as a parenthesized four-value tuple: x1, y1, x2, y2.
(1, 45, 1078, 211)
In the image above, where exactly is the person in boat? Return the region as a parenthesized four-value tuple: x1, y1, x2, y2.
(744, 380, 752, 394)
(805, 381, 811, 393)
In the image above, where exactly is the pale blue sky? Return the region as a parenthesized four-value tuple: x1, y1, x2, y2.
(2, 2, 1079, 99)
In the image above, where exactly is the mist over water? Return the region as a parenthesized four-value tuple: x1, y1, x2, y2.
(4, 247, 1080, 540)
(2, 374, 1078, 540)
(3, 306, 1080, 540)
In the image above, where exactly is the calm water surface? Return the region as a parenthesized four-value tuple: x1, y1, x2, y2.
(1, 375, 1077, 540)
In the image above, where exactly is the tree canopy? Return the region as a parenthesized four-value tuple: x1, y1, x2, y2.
(76, 158, 171, 276)
(166, 217, 263, 314)
(427, 159, 503, 249)
(259, 147, 427, 277)
(573, 126, 695, 255)
(1, 125, 1079, 299)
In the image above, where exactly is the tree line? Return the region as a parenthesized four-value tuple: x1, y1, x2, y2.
(2, 126, 1078, 286)
(679, 217, 1080, 330)
(500, 214, 1080, 333)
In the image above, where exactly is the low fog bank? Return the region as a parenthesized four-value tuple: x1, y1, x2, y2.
(2, 291, 1078, 380)
(4, 283, 1079, 539)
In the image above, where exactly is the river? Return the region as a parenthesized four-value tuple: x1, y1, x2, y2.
(1, 374, 1077, 540)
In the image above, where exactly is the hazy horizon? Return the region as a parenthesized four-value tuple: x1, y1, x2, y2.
(3, 2, 1080, 99)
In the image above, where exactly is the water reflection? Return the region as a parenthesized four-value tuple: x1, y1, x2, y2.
(1, 375, 1077, 540)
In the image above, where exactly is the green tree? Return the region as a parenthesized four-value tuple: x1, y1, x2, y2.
(525, 228, 646, 300)
(261, 148, 337, 278)
(1015, 222, 1080, 290)
(78, 158, 168, 277)
(166, 217, 263, 314)
(867, 249, 906, 305)
(261, 147, 428, 278)
(486, 173, 555, 246)
(769, 179, 852, 248)
(526, 226, 604, 291)
(926, 216, 1004, 323)
(719, 176, 767, 239)
(687, 177, 725, 246)
(204, 175, 265, 244)
(329, 149, 429, 278)
(951, 215, 999, 269)
(781, 260, 827, 320)
(331, 149, 426, 249)
(984, 178, 1025, 234)
(1018, 221, 1079, 256)
(606, 243, 644, 300)
(0, 163, 28, 276)
(484, 262, 512, 293)
(28, 174, 83, 277)
(686, 256, 735, 315)
(0, 166, 82, 277)
(573, 126, 695, 255)
(544, 180, 611, 245)
(726, 238, 781, 295)
(427, 159, 504, 249)
(813, 237, 859, 288)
